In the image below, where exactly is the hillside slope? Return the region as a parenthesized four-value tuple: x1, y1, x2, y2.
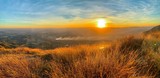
(145, 25, 160, 34)
(0, 26, 159, 78)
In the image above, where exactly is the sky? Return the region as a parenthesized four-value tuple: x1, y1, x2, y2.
(0, 0, 160, 28)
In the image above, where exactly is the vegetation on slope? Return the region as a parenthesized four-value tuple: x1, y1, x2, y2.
(0, 26, 159, 78)
(0, 34, 159, 78)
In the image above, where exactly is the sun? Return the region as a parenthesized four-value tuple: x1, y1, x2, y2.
(97, 19, 107, 28)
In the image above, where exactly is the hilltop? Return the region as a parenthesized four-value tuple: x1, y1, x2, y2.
(0, 33, 159, 78)
(0, 26, 159, 78)
(145, 25, 160, 34)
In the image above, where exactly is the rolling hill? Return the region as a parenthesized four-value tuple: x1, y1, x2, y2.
(0, 26, 159, 78)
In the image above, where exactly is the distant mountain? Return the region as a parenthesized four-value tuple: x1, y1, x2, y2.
(145, 25, 160, 34)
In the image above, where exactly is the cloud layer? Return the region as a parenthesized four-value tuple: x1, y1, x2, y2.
(0, 0, 160, 27)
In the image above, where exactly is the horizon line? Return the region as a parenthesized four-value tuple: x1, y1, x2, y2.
(0, 25, 156, 29)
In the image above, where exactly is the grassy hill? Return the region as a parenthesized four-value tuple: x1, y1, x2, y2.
(0, 26, 159, 78)
(145, 25, 160, 34)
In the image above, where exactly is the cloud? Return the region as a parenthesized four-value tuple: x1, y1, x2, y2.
(0, 0, 160, 27)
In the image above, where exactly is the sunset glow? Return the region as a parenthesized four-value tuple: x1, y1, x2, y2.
(0, 0, 159, 28)
(97, 19, 107, 28)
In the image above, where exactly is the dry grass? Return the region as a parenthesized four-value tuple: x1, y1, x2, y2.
(0, 33, 159, 78)
(0, 54, 41, 77)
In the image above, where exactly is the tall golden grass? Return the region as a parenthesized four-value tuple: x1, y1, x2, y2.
(0, 33, 159, 78)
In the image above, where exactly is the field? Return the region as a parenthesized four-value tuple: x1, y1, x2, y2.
(0, 28, 159, 78)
